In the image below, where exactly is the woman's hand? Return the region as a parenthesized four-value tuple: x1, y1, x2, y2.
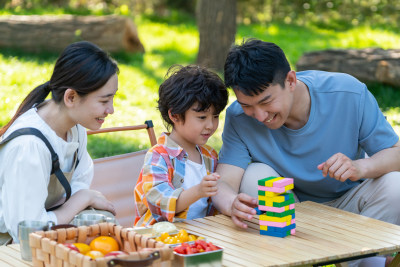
(84, 189, 116, 215)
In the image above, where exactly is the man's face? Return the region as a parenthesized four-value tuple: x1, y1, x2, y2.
(234, 81, 294, 130)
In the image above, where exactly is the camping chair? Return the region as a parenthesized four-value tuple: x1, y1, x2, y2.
(87, 120, 157, 227)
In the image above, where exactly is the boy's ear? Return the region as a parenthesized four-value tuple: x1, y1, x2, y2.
(64, 88, 78, 108)
(168, 109, 180, 123)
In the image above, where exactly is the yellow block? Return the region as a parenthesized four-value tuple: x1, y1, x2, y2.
(263, 177, 283, 187)
(259, 214, 293, 223)
(258, 195, 285, 202)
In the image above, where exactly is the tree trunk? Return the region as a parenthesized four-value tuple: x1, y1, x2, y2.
(196, 0, 236, 71)
(296, 48, 400, 88)
(0, 15, 145, 53)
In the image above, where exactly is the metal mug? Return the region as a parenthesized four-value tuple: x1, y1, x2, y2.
(72, 213, 115, 226)
(18, 220, 54, 261)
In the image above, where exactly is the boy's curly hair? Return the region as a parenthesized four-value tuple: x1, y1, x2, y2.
(158, 65, 228, 129)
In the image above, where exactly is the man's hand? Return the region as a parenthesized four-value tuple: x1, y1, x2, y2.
(231, 193, 257, 229)
(317, 152, 364, 182)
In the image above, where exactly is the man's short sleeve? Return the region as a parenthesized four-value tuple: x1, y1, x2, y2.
(358, 86, 399, 156)
(218, 104, 251, 170)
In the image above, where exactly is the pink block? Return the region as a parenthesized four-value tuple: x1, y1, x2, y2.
(272, 178, 293, 187)
(258, 204, 295, 212)
(291, 219, 296, 224)
(258, 185, 286, 193)
(259, 220, 289, 227)
(291, 229, 296, 235)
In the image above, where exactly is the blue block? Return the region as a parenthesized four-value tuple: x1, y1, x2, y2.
(260, 230, 290, 238)
(254, 207, 263, 215)
(265, 223, 296, 233)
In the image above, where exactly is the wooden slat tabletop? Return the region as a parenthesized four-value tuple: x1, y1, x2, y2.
(1, 201, 400, 267)
(174, 201, 400, 267)
(0, 244, 31, 266)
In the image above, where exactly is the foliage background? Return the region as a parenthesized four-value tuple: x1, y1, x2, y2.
(1, 0, 400, 159)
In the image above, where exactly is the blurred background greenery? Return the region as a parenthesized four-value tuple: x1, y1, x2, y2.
(1, 0, 400, 159)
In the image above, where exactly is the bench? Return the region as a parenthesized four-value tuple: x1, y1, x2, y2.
(87, 121, 157, 227)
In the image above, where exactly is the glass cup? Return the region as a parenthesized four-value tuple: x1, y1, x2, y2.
(72, 213, 115, 226)
(18, 220, 54, 261)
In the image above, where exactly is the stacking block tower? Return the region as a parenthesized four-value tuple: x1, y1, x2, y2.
(258, 176, 296, 238)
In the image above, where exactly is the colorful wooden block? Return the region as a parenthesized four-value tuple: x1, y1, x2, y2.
(261, 223, 296, 233)
(258, 177, 293, 187)
(258, 183, 294, 193)
(260, 230, 290, 238)
(259, 214, 294, 223)
(259, 219, 295, 228)
(258, 190, 280, 197)
(258, 197, 295, 208)
(258, 204, 295, 212)
(266, 209, 295, 217)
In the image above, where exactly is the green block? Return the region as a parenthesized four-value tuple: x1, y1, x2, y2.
(259, 200, 265, 206)
(258, 176, 277, 186)
(266, 209, 295, 217)
(273, 198, 295, 207)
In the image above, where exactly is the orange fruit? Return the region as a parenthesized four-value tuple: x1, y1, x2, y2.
(73, 243, 91, 254)
(85, 250, 104, 259)
(89, 236, 119, 255)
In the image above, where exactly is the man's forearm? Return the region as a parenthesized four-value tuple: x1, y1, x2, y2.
(212, 181, 237, 216)
(362, 143, 400, 179)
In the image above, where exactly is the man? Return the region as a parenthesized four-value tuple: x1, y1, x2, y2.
(212, 39, 400, 266)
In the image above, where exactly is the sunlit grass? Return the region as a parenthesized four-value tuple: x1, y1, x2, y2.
(1, 15, 400, 158)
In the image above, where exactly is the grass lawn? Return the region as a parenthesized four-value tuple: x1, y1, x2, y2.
(1, 14, 400, 158)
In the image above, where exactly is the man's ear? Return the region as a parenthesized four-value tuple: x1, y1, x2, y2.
(64, 89, 78, 108)
(286, 70, 297, 90)
(168, 109, 180, 123)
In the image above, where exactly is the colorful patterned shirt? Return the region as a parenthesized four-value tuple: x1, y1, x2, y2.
(134, 133, 218, 226)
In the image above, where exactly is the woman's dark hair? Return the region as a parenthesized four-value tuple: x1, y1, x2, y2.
(0, 41, 119, 136)
(158, 65, 228, 129)
(224, 38, 291, 96)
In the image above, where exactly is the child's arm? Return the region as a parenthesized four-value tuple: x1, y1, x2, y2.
(175, 173, 220, 213)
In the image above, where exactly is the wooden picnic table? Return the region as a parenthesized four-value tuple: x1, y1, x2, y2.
(174, 201, 400, 267)
(1, 201, 400, 266)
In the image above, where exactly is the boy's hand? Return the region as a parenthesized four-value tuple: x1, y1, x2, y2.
(198, 173, 220, 198)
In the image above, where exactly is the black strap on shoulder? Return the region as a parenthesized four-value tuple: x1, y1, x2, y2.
(1, 127, 71, 211)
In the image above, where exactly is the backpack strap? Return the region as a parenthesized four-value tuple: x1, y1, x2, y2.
(0, 127, 71, 211)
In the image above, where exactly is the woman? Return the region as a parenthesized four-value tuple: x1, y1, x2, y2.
(0, 41, 119, 243)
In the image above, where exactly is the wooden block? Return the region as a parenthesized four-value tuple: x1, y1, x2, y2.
(258, 204, 295, 212)
(259, 230, 290, 238)
(258, 183, 294, 193)
(266, 208, 295, 217)
(257, 176, 277, 186)
(259, 214, 294, 222)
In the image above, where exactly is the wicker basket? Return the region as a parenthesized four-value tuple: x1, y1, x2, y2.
(29, 222, 173, 267)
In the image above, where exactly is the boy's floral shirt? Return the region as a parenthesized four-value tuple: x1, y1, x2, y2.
(134, 133, 218, 227)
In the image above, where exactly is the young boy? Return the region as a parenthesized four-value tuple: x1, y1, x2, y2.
(134, 65, 228, 226)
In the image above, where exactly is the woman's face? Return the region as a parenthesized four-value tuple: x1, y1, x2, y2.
(71, 74, 118, 130)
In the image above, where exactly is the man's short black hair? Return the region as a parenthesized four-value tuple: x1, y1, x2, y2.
(224, 38, 291, 96)
(158, 65, 228, 129)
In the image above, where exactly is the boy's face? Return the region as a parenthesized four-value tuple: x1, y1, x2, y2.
(234, 75, 295, 130)
(172, 103, 220, 147)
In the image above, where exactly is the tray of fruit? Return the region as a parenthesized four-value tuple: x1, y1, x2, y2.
(171, 240, 223, 267)
(28, 222, 173, 267)
(133, 222, 205, 245)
